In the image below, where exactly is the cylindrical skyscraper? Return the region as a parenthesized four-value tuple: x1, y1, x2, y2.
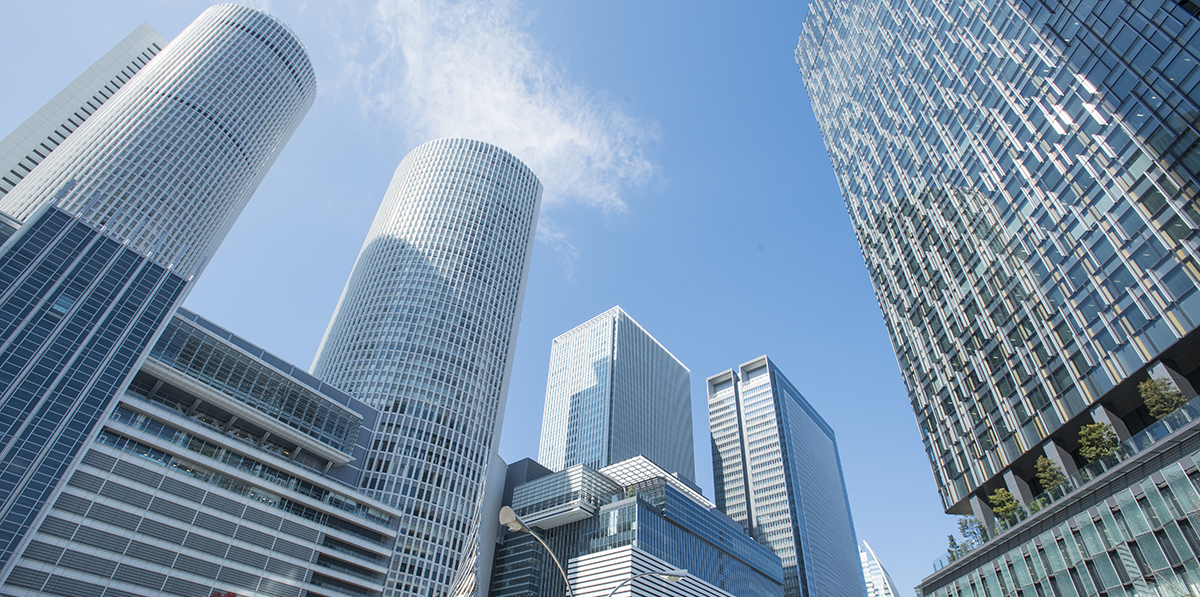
(0, 4, 316, 276)
(0, 4, 315, 574)
(312, 138, 542, 596)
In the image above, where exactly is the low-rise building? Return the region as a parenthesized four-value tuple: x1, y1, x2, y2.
(2, 309, 402, 597)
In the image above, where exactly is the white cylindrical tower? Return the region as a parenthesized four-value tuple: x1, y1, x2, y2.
(0, 3, 317, 277)
(312, 138, 542, 596)
(0, 4, 316, 576)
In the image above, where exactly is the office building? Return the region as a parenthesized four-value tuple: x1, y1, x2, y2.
(489, 456, 784, 597)
(859, 542, 899, 597)
(310, 138, 542, 596)
(2, 308, 402, 597)
(0, 4, 315, 576)
(0, 23, 165, 199)
(707, 356, 865, 597)
(538, 306, 694, 481)
(796, 0, 1200, 595)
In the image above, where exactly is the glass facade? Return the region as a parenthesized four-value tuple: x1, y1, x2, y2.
(707, 356, 866, 597)
(920, 441, 1200, 597)
(2, 308, 402, 597)
(0, 4, 314, 582)
(491, 462, 784, 597)
(538, 306, 695, 481)
(0, 207, 185, 574)
(797, 0, 1200, 515)
(309, 138, 542, 597)
(150, 316, 363, 454)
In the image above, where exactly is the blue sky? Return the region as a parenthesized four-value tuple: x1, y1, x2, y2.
(3, 1, 959, 593)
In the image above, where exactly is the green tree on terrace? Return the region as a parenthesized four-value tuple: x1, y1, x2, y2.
(1035, 455, 1067, 494)
(1139, 377, 1187, 420)
(1079, 422, 1118, 463)
(988, 488, 1021, 519)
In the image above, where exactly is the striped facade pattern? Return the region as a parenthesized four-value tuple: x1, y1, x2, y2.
(311, 138, 542, 596)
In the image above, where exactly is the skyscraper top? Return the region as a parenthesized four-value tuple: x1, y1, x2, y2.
(0, 23, 165, 199)
(538, 305, 695, 480)
(553, 306, 689, 372)
(0, 5, 317, 276)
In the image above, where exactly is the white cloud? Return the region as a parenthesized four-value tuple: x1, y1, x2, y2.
(335, 0, 658, 213)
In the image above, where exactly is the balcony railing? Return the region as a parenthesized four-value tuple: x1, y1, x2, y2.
(932, 395, 1200, 571)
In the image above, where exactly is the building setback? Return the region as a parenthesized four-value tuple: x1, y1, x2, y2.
(310, 138, 542, 596)
(707, 356, 865, 597)
(0, 23, 165, 200)
(490, 456, 784, 597)
(538, 306, 695, 481)
(0, 4, 315, 577)
(796, 0, 1200, 595)
(2, 308, 402, 597)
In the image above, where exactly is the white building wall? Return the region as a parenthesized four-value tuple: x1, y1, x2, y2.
(569, 545, 734, 597)
(310, 138, 542, 597)
(0, 23, 165, 199)
(0, 5, 316, 276)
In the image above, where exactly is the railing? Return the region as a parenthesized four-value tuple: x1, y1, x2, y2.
(316, 558, 381, 582)
(932, 395, 1200, 571)
(308, 577, 373, 597)
(319, 541, 390, 567)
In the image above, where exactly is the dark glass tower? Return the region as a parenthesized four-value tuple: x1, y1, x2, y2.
(0, 5, 315, 575)
(798, 0, 1200, 517)
(798, 1, 1200, 596)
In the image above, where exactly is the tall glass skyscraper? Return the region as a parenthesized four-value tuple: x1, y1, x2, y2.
(310, 138, 542, 597)
(798, 0, 1200, 595)
(707, 356, 865, 597)
(537, 306, 695, 481)
(0, 4, 315, 576)
(798, 0, 1200, 515)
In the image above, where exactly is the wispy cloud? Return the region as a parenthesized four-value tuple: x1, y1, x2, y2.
(333, 0, 658, 213)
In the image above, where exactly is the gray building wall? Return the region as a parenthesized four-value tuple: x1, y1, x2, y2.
(707, 356, 866, 597)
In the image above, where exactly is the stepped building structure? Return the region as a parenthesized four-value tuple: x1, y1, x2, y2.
(2, 309, 402, 597)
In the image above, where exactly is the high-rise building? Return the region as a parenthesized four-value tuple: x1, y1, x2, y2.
(489, 456, 784, 597)
(0, 23, 165, 199)
(310, 138, 542, 596)
(0, 4, 315, 576)
(538, 306, 695, 481)
(859, 541, 899, 597)
(707, 356, 865, 597)
(1, 308, 403, 597)
(796, 0, 1200, 595)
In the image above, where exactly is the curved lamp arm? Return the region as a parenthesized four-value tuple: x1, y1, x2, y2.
(499, 506, 575, 597)
(603, 568, 689, 597)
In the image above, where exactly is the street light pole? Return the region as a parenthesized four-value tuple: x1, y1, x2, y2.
(498, 506, 575, 597)
(602, 568, 689, 597)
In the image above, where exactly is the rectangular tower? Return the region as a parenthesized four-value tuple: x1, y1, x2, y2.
(0, 23, 165, 198)
(538, 306, 695, 481)
(707, 356, 865, 597)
